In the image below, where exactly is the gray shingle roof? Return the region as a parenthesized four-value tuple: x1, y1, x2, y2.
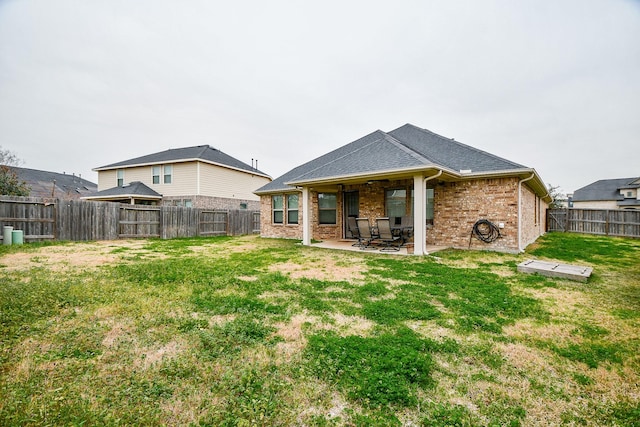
(255, 123, 529, 194)
(11, 166, 97, 198)
(572, 177, 640, 202)
(95, 145, 269, 177)
(86, 181, 162, 198)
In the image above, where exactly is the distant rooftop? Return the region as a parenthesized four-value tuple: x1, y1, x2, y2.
(94, 144, 270, 178)
(10, 166, 97, 198)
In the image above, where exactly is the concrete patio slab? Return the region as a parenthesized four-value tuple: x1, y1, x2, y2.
(310, 240, 448, 256)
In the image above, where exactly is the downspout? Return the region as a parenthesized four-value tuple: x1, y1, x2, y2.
(518, 173, 535, 252)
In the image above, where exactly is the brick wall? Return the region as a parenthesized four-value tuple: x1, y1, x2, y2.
(520, 184, 548, 249)
(259, 193, 303, 239)
(430, 178, 519, 251)
(162, 195, 260, 210)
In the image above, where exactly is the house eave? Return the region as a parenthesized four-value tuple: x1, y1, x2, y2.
(274, 166, 551, 202)
(82, 194, 163, 201)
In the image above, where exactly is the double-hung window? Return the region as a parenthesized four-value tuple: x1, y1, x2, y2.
(425, 188, 434, 225)
(287, 194, 299, 224)
(163, 165, 173, 184)
(117, 170, 124, 187)
(385, 188, 406, 219)
(318, 193, 337, 224)
(152, 166, 161, 184)
(272, 195, 284, 224)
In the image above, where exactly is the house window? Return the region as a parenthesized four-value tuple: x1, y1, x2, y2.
(240, 203, 248, 210)
(272, 195, 284, 224)
(318, 193, 337, 224)
(152, 166, 161, 184)
(163, 165, 173, 184)
(117, 170, 124, 187)
(426, 188, 434, 225)
(184, 199, 192, 208)
(287, 194, 299, 224)
(386, 188, 406, 219)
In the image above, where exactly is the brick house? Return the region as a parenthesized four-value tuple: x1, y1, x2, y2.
(255, 124, 551, 254)
(85, 145, 271, 209)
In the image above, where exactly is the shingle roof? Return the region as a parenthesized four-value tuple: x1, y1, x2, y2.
(572, 177, 640, 202)
(85, 181, 162, 199)
(11, 166, 97, 198)
(255, 123, 529, 194)
(95, 145, 269, 177)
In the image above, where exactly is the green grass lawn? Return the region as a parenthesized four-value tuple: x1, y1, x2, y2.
(0, 233, 638, 426)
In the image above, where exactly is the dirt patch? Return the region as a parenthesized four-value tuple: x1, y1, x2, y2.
(269, 255, 365, 282)
(136, 340, 183, 369)
(1, 240, 150, 272)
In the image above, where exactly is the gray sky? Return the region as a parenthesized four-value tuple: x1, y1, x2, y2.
(1, 0, 638, 195)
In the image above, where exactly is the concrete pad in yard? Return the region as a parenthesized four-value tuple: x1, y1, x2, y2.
(517, 259, 593, 282)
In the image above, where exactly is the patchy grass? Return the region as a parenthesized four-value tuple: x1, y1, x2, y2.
(0, 233, 638, 426)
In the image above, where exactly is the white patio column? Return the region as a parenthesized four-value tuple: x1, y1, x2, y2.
(302, 187, 311, 246)
(413, 174, 426, 255)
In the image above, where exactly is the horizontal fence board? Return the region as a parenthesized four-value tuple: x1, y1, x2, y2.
(0, 196, 260, 242)
(547, 208, 640, 238)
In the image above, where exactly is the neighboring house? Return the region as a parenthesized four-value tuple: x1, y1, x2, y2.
(570, 177, 640, 210)
(10, 166, 97, 198)
(255, 123, 551, 254)
(85, 145, 271, 209)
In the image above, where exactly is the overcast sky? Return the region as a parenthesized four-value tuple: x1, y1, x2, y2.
(1, 0, 638, 195)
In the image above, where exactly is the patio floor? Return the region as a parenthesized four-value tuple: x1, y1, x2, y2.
(310, 239, 449, 256)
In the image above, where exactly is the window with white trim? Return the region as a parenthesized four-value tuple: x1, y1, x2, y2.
(318, 193, 337, 224)
(152, 166, 161, 184)
(272, 195, 284, 224)
(117, 169, 124, 187)
(287, 194, 299, 224)
(163, 165, 173, 184)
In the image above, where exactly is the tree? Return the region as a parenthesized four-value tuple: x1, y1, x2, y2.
(0, 146, 30, 196)
(547, 183, 564, 209)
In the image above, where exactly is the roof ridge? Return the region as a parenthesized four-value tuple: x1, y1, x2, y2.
(399, 123, 525, 169)
(382, 132, 434, 165)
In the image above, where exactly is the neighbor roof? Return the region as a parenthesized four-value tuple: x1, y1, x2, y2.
(572, 177, 640, 202)
(255, 123, 536, 194)
(11, 166, 97, 198)
(94, 145, 270, 178)
(83, 181, 162, 200)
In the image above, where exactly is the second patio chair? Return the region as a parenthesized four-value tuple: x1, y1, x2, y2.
(376, 217, 401, 251)
(355, 218, 377, 250)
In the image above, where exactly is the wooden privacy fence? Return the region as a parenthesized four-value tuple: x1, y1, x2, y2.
(0, 196, 261, 242)
(547, 208, 640, 238)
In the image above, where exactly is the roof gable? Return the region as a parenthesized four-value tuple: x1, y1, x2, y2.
(95, 145, 269, 177)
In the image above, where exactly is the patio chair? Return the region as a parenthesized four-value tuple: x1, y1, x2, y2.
(376, 217, 401, 251)
(347, 216, 361, 246)
(399, 216, 414, 246)
(355, 218, 377, 250)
